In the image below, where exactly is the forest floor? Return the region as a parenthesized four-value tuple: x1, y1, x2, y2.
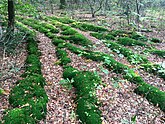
(0, 12, 165, 124)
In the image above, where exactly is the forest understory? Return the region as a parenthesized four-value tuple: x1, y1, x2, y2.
(0, 1, 165, 124)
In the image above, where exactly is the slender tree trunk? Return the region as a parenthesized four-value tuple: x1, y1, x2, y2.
(8, 0, 15, 31)
(50, 0, 54, 14)
(135, 0, 140, 23)
(60, 0, 66, 9)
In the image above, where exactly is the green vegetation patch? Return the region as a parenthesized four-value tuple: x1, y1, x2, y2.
(9, 80, 48, 107)
(131, 32, 148, 42)
(3, 108, 35, 124)
(141, 63, 165, 80)
(63, 67, 102, 124)
(27, 38, 41, 56)
(90, 32, 115, 40)
(104, 41, 149, 64)
(77, 98, 102, 124)
(56, 48, 71, 66)
(61, 28, 77, 35)
(68, 33, 92, 46)
(150, 38, 161, 43)
(135, 82, 165, 111)
(52, 38, 65, 46)
(71, 22, 108, 32)
(151, 50, 165, 58)
(49, 16, 75, 24)
(118, 37, 146, 46)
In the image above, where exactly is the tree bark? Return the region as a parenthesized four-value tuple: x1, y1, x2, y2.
(8, 0, 15, 31)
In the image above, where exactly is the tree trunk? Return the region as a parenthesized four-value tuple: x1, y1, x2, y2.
(8, 0, 15, 31)
(60, 0, 66, 9)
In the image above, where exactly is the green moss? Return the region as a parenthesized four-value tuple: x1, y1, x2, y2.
(77, 98, 101, 124)
(69, 33, 92, 46)
(49, 16, 75, 24)
(46, 32, 55, 39)
(57, 43, 66, 48)
(118, 37, 146, 46)
(18, 74, 46, 87)
(26, 54, 40, 65)
(63, 66, 78, 79)
(131, 33, 148, 42)
(105, 40, 149, 64)
(109, 30, 129, 37)
(60, 25, 71, 31)
(66, 43, 84, 54)
(72, 22, 108, 32)
(90, 32, 115, 40)
(9, 82, 48, 107)
(52, 38, 65, 46)
(65, 43, 165, 112)
(151, 50, 165, 58)
(141, 64, 165, 80)
(56, 49, 67, 58)
(73, 71, 100, 97)
(135, 82, 165, 112)
(23, 100, 47, 120)
(61, 28, 77, 35)
(0, 88, 4, 95)
(3, 108, 35, 124)
(84, 51, 104, 61)
(151, 38, 161, 43)
(57, 35, 70, 40)
(38, 27, 48, 33)
(27, 38, 41, 56)
(60, 57, 71, 65)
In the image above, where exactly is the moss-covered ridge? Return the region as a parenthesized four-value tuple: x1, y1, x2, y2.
(2, 24, 48, 124)
(63, 67, 102, 124)
(18, 16, 92, 47)
(53, 38, 102, 124)
(103, 40, 165, 80)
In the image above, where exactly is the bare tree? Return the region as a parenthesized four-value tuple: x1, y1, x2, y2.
(85, 0, 104, 18)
